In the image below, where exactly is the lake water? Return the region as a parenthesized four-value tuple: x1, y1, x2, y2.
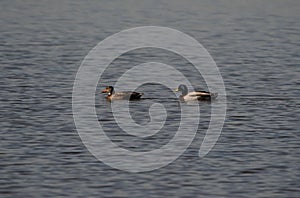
(1, 0, 299, 197)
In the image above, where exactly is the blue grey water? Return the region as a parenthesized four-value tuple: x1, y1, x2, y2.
(1, 0, 299, 197)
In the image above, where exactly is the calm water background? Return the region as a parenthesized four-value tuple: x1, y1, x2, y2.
(1, 0, 300, 197)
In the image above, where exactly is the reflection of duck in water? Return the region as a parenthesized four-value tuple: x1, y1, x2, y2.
(101, 86, 143, 101)
(174, 84, 218, 102)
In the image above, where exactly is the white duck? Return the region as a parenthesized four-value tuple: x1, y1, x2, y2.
(174, 84, 217, 102)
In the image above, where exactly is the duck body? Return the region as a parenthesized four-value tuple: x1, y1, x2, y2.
(101, 86, 143, 100)
(175, 84, 217, 102)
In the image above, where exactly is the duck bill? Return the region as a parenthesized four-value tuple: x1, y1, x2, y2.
(174, 88, 179, 92)
(101, 89, 108, 93)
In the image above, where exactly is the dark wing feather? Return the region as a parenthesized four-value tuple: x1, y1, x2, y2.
(113, 92, 143, 100)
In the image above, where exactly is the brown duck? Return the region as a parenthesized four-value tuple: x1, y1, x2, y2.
(101, 86, 143, 100)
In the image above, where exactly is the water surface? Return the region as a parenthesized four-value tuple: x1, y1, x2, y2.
(1, 0, 299, 197)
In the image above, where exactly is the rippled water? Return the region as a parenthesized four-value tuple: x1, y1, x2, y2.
(1, 0, 299, 197)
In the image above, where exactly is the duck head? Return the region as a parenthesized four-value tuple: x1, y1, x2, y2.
(174, 84, 188, 96)
(101, 86, 114, 96)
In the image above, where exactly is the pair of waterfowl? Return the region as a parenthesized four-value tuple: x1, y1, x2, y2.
(101, 85, 217, 102)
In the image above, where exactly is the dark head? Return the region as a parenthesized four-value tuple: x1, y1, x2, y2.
(101, 86, 114, 95)
(174, 84, 188, 96)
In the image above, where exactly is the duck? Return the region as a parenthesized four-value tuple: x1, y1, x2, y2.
(101, 86, 143, 100)
(174, 84, 217, 102)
